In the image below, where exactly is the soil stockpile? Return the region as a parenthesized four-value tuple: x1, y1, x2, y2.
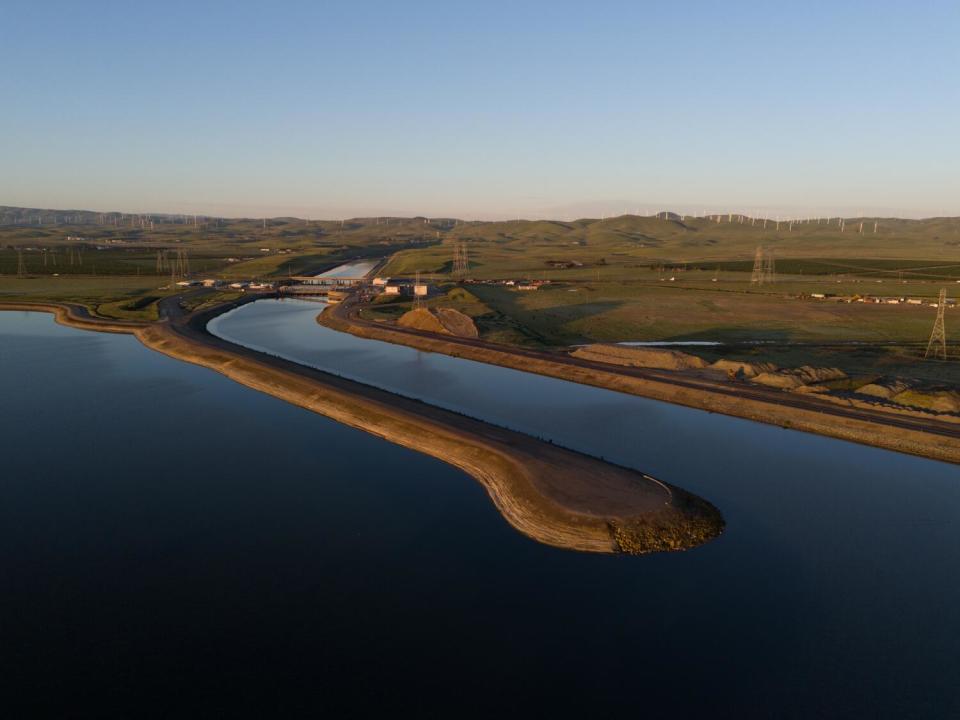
(750, 372, 806, 389)
(892, 389, 960, 413)
(711, 359, 778, 378)
(434, 308, 479, 338)
(750, 366, 847, 390)
(572, 344, 708, 370)
(856, 380, 914, 400)
(792, 366, 847, 383)
(397, 307, 479, 338)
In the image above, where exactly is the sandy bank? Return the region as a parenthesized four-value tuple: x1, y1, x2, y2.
(0, 301, 723, 554)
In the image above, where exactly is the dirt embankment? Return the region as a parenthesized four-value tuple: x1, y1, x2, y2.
(855, 379, 960, 414)
(710, 359, 778, 378)
(749, 366, 847, 390)
(0, 301, 723, 555)
(572, 346, 847, 391)
(319, 300, 960, 465)
(572, 344, 708, 370)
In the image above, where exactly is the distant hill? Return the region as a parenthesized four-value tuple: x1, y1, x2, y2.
(2, 205, 959, 265)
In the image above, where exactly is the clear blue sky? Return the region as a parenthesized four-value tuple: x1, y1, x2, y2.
(2, 0, 958, 219)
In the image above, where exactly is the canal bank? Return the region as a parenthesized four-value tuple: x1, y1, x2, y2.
(318, 295, 960, 464)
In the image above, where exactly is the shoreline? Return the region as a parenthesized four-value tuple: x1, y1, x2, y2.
(320, 297, 960, 465)
(0, 300, 723, 555)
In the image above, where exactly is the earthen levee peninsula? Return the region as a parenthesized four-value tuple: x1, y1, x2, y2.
(0, 299, 723, 555)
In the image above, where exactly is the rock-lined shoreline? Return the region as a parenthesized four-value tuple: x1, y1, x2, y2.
(0, 301, 724, 555)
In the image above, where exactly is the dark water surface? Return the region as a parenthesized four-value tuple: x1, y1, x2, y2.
(3, 306, 959, 718)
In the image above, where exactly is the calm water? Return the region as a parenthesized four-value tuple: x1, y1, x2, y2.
(314, 259, 378, 278)
(3, 306, 960, 718)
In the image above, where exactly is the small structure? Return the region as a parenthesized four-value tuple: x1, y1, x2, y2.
(384, 285, 401, 295)
(414, 283, 429, 297)
(372, 277, 389, 287)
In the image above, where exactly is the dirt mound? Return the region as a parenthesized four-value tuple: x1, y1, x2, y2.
(398, 308, 447, 334)
(434, 308, 479, 338)
(792, 366, 847, 383)
(892, 389, 960, 413)
(750, 365, 846, 390)
(571, 344, 708, 370)
(856, 380, 913, 400)
(397, 308, 478, 338)
(750, 372, 806, 389)
(711, 359, 778, 378)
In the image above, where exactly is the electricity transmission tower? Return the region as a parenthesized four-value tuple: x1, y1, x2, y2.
(453, 241, 468, 279)
(925, 288, 948, 360)
(751, 246, 764, 284)
(169, 249, 190, 279)
(751, 246, 775, 285)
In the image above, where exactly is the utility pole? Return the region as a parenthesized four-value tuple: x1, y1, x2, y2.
(925, 288, 948, 360)
(17, 249, 26, 278)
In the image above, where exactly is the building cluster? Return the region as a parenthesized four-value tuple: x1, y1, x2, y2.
(174, 279, 273, 290)
(807, 292, 956, 308)
(371, 277, 430, 297)
(372, 277, 428, 297)
(459, 278, 551, 291)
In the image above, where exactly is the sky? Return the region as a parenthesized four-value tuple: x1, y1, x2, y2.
(2, 0, 958, 220)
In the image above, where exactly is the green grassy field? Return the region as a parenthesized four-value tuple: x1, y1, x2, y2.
(3, 207, 958, 379)
(0, 212, 438, 283)
(466, 280, 944, 345)
(0, 276, 175, 321)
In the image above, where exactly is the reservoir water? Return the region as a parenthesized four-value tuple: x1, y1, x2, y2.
(313, 258, 378, 278)
(3, 304, 960, 717)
